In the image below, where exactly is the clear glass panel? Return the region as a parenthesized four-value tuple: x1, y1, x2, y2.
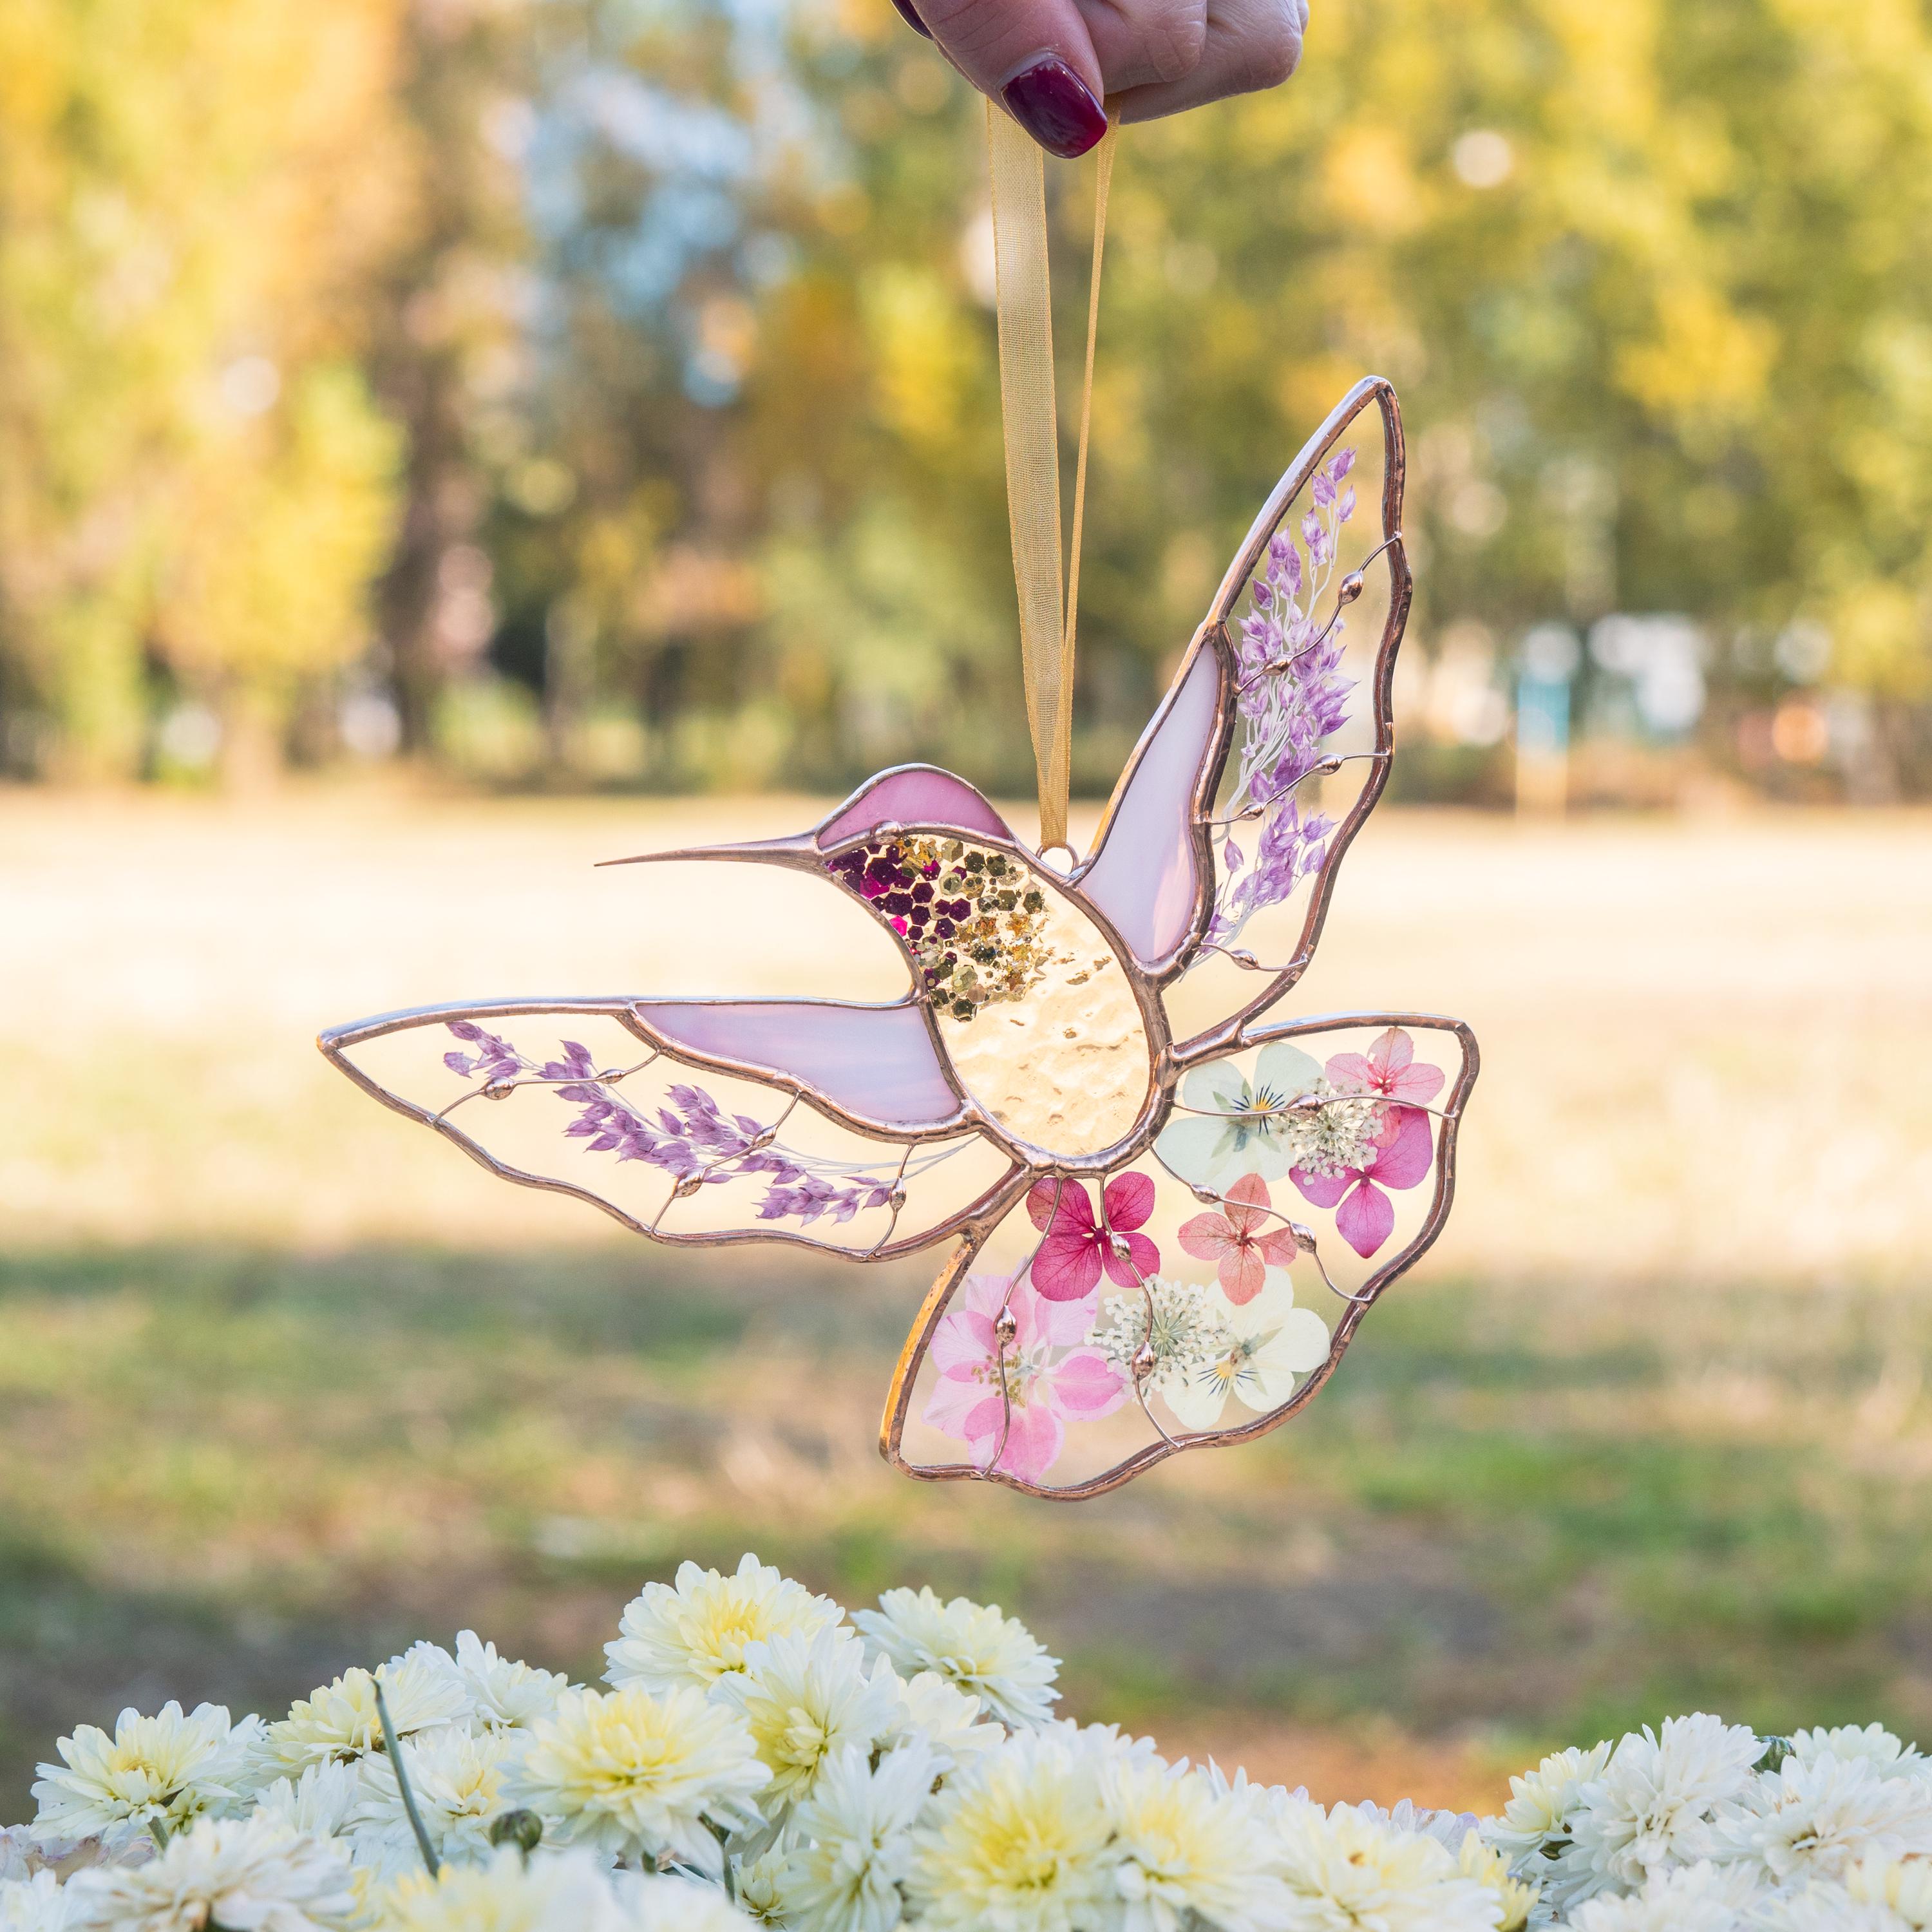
(893, 1016, 1468, 1494)
(338, 1006, 1009, 1251)
(1166, 397, 1402, 1041)
(825, 835, 1151, 1158)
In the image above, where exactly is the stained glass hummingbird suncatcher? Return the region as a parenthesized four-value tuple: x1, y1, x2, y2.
(321, 376, 1479, 1499)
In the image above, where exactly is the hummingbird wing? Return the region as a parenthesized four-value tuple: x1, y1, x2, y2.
(1076, 377, 1414, 1050)
(880, 1011, 1474, 1498)
(319, 996, 1023, 1260)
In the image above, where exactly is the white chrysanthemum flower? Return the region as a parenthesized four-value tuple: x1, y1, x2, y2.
(0, 1871, 71, 1932)
(730, 1846, 793, 1926)
(907, 1727, 1116, 1932)
(1711, 1749, 1932, 1886)
(455, 1633, 572, 1732)
(252, 1761, 365, 1843)
(252, 1654, 471, 1783)
(354, 1726, 523, 1876)
(604, 1556, 844, 1696)
(1789, 1725, 1928, 1779)
(1450, 1831, 1536, 1932)
(1482, 1740, 1610, 1868)
(1201, 1761, 1321, 1838)
(1274, 1803, 1502, 1930)
(62, 1815, 357, 1932)
(504, 1685, 764, 1875)
(0, 1830, 37, 1884)
(1753, 1877, 1910, 1932)
(710, 1629, 904, 1813)
(383, 1844, 630, 1932)
(31, 1703, 261, 1850)
(852, 1587, 1060, 1730)
(614, 1872, 761, 1930)
(884, 1671, 1003, 1768)
(1846, 1846, 1932, 1926)
(779, 1743, 934, 1932)
(1564, 1714, 1760, 1902)
(1099, 1756, 1287, 1932)
(1336, 1797, 1478, 1855)
(1565, 1857, 1768, 1931)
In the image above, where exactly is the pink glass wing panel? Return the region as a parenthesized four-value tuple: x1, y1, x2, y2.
(817, 767, 1012, 848)
(1077, 645, 1221, 965)
(631, 998, 961, 1128)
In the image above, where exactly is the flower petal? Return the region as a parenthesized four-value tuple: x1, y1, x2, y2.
(1177, 1211, 1238, 1263)
(1180, 1059, 1249, 1114)
(930, 1310, 995, 1378)
(1031, 1232, 1103, 1302)
(1026, 1279, 1102, 1348)
(1154, 1115, 1245, 1191)
(1255, 1040, 1323, 1097)
(989, 1401, 1065, 1482)
(923, 1375, 994, 1437)
(1164, 1368, 1231, 1434)
(1046, 1348, 1128, 1420)
(1323, 1050, 1379, 1095)
(1103, 1229, 1161, 1289)
(1220, 1244, 1269, 1305)
(1367, 1107, 1434, 1191)
(1027, 1176, 1094, 1236)
(1334, 1177, 1395, 1257)
(1103, 1170, 1157, 1233)
(1289, 1164, 1354, 1211)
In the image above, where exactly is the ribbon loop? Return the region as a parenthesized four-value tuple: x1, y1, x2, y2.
(987, 107, 1114, 854)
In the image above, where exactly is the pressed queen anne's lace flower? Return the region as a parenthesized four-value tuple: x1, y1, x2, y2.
(1090, 1278, 1232, 1410)
(32, 1703, 261, 1850)
(852, 1587, 1060, 1730)
(604, 1555, 844, 1694)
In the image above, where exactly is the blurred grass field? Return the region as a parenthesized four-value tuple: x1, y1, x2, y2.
(3, 788, 1931, 1818)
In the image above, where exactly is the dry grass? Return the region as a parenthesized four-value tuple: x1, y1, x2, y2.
(2, 785, 1929, 1815)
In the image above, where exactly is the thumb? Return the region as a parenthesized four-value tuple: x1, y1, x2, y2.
(902, 0, 1110, 157)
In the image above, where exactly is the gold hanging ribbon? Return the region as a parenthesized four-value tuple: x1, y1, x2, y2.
(986, 106, 1115, 854)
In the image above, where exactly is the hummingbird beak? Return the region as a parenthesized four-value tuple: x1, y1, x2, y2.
(595, 833, 820, 870)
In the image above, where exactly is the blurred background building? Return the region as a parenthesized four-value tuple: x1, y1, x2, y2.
(3, 0, 1929, 806)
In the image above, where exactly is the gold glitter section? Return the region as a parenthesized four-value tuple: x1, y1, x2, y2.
(940, 882, 1150, 1158)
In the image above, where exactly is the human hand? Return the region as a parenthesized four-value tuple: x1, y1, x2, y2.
(891, 0, 1310, 156)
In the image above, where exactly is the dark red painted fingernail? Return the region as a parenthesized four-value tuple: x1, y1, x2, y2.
(890, 0, 933, 36)
(1000, 54, 1108, 159)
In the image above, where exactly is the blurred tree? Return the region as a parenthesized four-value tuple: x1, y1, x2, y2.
(0, 0, 411, 779)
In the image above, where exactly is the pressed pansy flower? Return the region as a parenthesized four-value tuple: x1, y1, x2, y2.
(1325, 1027, 1444, 1107)
(1155, 1041, 1325, 1191)
(1026, 1173, 1160, 1303)
(922, 1273, 1126, 1482)
(1175, 1173, 1300, 1304)
(1163, 1271, 1331, 1432)
(1291, 1105, 1434, 1258)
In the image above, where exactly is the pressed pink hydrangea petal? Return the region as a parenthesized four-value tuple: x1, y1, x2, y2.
(1102, 1228, 1160, 1289)
(1028, 1177, 1095, 1235)
(1177, 1211, 1238, 1263)
(1222, 1244, 1269, 1303)
(1103, 1170, 1157, 1232)
(1290, 1164, 1352, 1211)
(1335, 1178, 1394, 1258)
(1255, 1226, 1300, 1269)
(1033, 1231, 1104, 1302)
(1368, 1107, 1434, 1191)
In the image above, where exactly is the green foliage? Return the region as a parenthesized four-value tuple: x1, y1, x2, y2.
(3, 0, 1932, 783)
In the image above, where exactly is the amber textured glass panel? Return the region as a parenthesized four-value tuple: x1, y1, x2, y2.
(938, 886, 1150, 1157)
